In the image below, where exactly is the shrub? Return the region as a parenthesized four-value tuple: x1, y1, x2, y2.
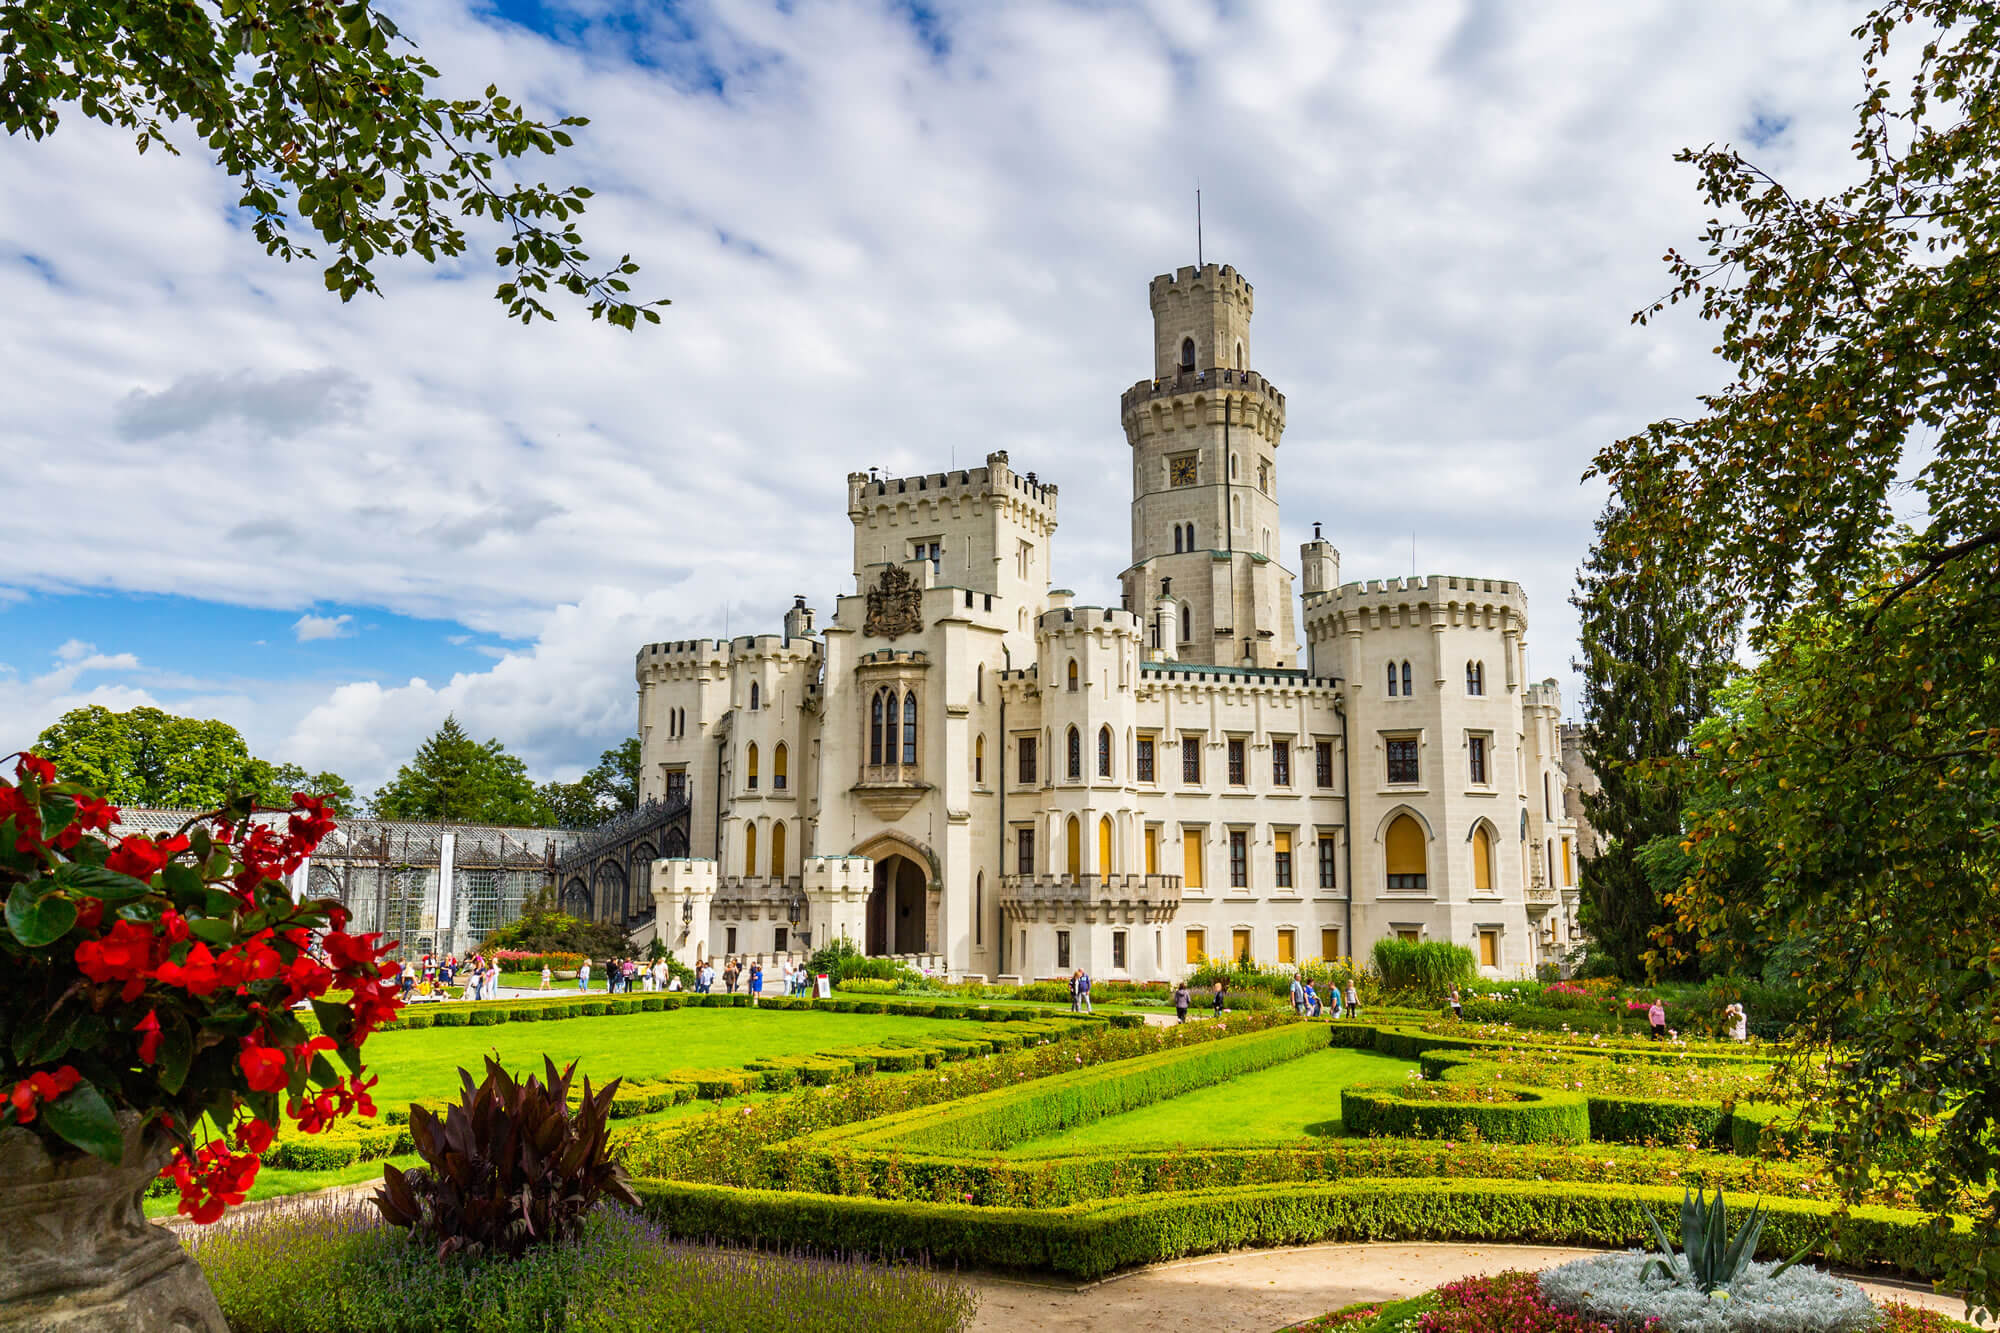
(838, 978, 902, 995)
(1371, 938, 1477, 997)
(579, 1002, 609, 1016)
(376, 1056, 639, 1259)
(1340, 1082, 1590, 1144)
(804, 938, 920, 987)
(186, 1202, 978, 1333)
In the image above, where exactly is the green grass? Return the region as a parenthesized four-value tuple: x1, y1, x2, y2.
(358, 1007, 990, 1107)
(1005, 1047, 1417, 1154)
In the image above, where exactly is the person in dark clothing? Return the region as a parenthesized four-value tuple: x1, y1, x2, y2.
(1211, 980, 1226, 1017)
(1173, 982, 1190, 1023)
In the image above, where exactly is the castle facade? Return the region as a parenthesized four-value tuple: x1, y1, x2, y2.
(633, 263, 1581, 981)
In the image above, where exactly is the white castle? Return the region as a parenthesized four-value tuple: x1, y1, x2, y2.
(633, 263, 1581, 981)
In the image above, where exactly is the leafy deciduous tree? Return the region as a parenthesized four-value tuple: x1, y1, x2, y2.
(1, 1, 665, 327)
(1594, 0, 2000, 1305)
(536, 737, 639, 829)
(31, 704, 348, 812)
(369, 715, 549, 826)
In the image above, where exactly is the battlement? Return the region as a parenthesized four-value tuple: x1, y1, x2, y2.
(846, 449, 1056, 519)
(1149, 263, 1254, 312)
(639, 639, 731, 662)
(1035, 604, 1144, 636)
(1303, 573, 1530, 624)
(1120, 366, 1285, 418)
(1139, 661, 1340, 692)
(857, 649, 929, 666)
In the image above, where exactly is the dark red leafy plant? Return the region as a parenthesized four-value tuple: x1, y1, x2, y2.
(0, 753, 402, 1223)
(375, 1055, 640, 1259)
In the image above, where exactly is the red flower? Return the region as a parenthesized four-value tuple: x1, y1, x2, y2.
(75, 919, 160, 1001)
(7, 1066, 80, 1126)
(233, 1118, 275, 1154)
(73, 898, 104, 934)
(16, 754, 56, 784)
(135, 1010, 162, 1065)
(105, 835, 171, 880)
(153, 942, 223, 997)
(71, 795, 119, 831)
(238, 1043, 288, 1094)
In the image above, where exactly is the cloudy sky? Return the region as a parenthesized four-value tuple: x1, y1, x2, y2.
(0, 0, 1871, 798)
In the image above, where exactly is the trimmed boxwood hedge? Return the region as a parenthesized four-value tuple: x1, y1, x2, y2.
(827, 1022, 1326, 1154)
(1423, 1055, 1738, 1148)
(1340, 1082, 1590, 1145)
(629, 1174, 1967, 1282)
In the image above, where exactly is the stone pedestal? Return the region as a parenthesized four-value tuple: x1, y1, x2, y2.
(801, 855, 873, 956)
(651, 858, 718, 969)
(0, 1115, 227, 1332)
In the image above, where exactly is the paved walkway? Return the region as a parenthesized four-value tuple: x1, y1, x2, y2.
(964, 1242, 1972, 1331)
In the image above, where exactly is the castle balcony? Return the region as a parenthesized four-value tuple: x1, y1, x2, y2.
(999, 873, 1183, 926)
(1525, 885, 1559, 909)
(1120, 366, 1285, 416)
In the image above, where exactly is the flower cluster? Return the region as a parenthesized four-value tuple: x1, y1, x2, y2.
(1417, 1271, 1619, 1333)
(0, 753, 403, 1225)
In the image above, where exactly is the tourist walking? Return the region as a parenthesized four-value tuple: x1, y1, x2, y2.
(1304, 981, 1321, 1017)
(750, 962, 763, 1006)
(1648, 999, 1668, 1040)
(539, 962, 552, 991)
(1726, 1001, 1748, 1042)
(1078, 969, 1092, 1014)
(1173, 981, 1190, 1023)
(1212, 979, 1226, 1018)
(1448, 986, 1463, 1021)
(724, 958, 741, 993)
(1068, 969, 1082, 1012)
(1344, 981, 1360, 1019)
(577, 959, 591, 992)
(485, 958, 500, 1000)
(1289, 976, 1305, 1015)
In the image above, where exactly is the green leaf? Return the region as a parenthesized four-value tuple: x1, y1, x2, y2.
(54, 863, 155, 903)
(185, 917, 235, 946)
(155, 1012, 194, 1096)
(41, 1080, 124, 1165)
(311, 997, 355, 1043)
(6, 882, 77, 947)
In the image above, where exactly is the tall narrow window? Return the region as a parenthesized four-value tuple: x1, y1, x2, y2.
(1098, 816, 1113, 877)
(743, 822, 758, 877)
(1401, 661, 1413, 696)
(1386, 662, 1399, 697)
(1386, 738, 1420, 785)
(1145, 826, 1159, 874)
(1318, 834, 1337, 889)
(1272, 741, 1291, 787)
(1017, 827, 1034, 875)
(1180, 337, 1195, 371)
(883, 691, 899, 766)
(1173, 528, 1183, 554)
(1385, 814, 1427, 891)
(1184, 523, 1195, 550)
(1479, 930, 1499, 968)
(770, 820, 787, 877)
(746, 743, 759, 790)
(1067, 726, 1081, 781)
(1227, 738, 1246, 785)
(975, 734, 985, 785)
(1182, 736, 1201, 783)
(1469, 735, 1488, 785)
(1182, 829, 1204, 888)
(1185, 928, 1206, 964)
(749, 682, 760, 711)
(902, 693, 917, 765)
(1467, 661, 1485, 695)
(1066, 816, 1082, 877)
(976, 664, 984, 701)
(870, 693, 884, 765)
(1137, 736, 1156, 783)
(1562, 837, 1575, 886)
(1472, 824, 1493, 892)
(1067, 659, 1079, 691)
(1275, 830, 1293, 888)
(1180, 602, 1192, 641)
(1018, 736, 1037, 784)
(1097, 726, 1112, 779)
(1112, 930, 1127, 969)
(1056, 930, 1071, 970)
(774, 743, 788, 791)
(1321, 927, 1341, 961)
(1229, 830, 1248, 887)
(975, 872, 984, 944)
(1316, 740, 1334, 788)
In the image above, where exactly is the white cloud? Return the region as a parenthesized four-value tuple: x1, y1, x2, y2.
(292, 613, 354, 643)
(0, 0, 1881, 781)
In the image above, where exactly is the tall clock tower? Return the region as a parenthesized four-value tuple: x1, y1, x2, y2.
(1119, 263, 1298, 669)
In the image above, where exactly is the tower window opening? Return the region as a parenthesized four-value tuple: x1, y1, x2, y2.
(1067, 726, 1082, 781)
(1234, 339, 1244, 369)
(1067, 658, 1079, 691)
(902, 693, 917, 765)
(773, 742, 788, 790)
(870, 693, 884, 765)
(1098, 725, 1112, 779)
(1179, 337, 1196, 372)
(749, 681, 759, 711)
(1402, 660, 1413, 696)
(1173, 527, 1183, 554)
(1386, 662, 1399, 697)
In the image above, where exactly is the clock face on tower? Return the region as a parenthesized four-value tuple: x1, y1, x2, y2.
(1169, 455, 1197, 487)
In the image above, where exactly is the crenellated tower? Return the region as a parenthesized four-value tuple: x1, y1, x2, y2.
(1119, 264, 1298, 668)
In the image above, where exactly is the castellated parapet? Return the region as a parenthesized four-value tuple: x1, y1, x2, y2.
(846, 450, 1057, 532)
(1148, 263, 1255, 378)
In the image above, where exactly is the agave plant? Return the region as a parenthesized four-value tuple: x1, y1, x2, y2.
(374, 1055, 640, 1259)
(1638, 1186, 1814, 1296)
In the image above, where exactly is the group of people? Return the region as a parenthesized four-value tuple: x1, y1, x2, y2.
(397, 952, 502, 1003)
(1068, 969, 1093, 1012)
(1286, 976, 1361, 1019)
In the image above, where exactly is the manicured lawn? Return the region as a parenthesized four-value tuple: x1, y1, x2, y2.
(360, 1007, 992, 1107)
(1005, 1046, 1417, 1154)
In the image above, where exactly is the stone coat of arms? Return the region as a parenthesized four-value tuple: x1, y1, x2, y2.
(864, 565, 924, 640)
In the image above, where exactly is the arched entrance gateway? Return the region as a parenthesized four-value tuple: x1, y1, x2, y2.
(852, 834, 938, 957)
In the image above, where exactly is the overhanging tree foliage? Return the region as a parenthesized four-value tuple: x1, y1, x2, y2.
(1592, 0, 2000, 1306)
(537, 737, 639, 829)
(1, 1, 665, 327)
(1571, 464, 1739, 980)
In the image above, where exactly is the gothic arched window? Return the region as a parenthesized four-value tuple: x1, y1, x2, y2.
(1067, 658, 1079, 691)
(1098, 725, 1112, 779)
(773, 743, 788, 791)
(1386, 662, 1399, 696)
(870, 693, 884, 765)
(885, 690, 901, 764)
(745, 743, 759, 790)
(749, 681, 759, 711)
(1179, 337, 1195, 372)
(902, 693, 917, 765)
(1173, 527, 1183, 554)
(1067, 726, 1081, 781)
(1402, 661, 1414, 696)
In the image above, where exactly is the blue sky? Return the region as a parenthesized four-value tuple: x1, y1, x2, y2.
(0, 0, 1873, 796)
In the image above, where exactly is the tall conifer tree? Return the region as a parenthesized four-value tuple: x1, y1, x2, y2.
(1571, 468, 1737, 979)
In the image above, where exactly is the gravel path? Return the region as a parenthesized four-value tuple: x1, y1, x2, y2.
(963, 1242, 1974, 1331)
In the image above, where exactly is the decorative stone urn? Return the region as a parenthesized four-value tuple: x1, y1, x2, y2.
(0, 1114, 226, 1331)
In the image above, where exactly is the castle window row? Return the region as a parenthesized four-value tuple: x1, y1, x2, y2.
(1016, 821, 1342, 893)
(742, 742, 789, 792)
(1018, 731, 1340, 792)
